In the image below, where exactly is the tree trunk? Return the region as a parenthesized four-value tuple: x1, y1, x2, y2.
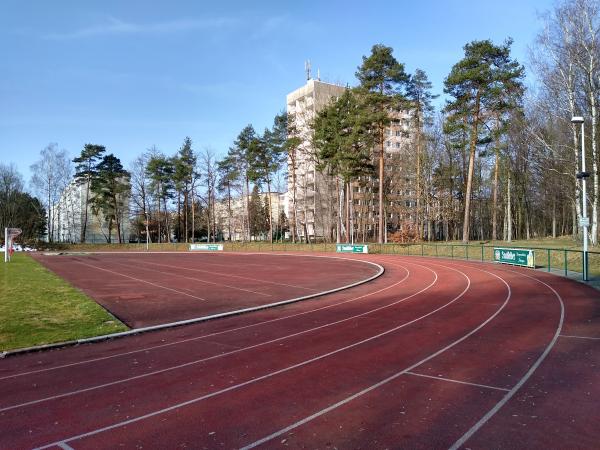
(81, 176, 90, 243)
(266, 175, 274, 244)
(591, 86, 598, 245)
(552, 197, 557, 238)
(507, 173, 512, 242)
(378, 127, 385, 244)
(245, 175, 251, 242)
(492, 139, 500, 241)
(462, 91, 480, 243)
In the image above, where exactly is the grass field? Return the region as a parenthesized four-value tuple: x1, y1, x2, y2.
(0, 253, 127, 352)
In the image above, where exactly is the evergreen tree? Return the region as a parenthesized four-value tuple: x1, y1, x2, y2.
(248, 114, 288, 243)
(248, 185, 268, 239)
(146, 154, 175, 243)
(90, 154, 130, 243)
(229, 125, 258, 241)
(313, 89, 375, 242)
(356, 44, 410, 243)
(173, 137, 196, 242)
(217, 155, 240, 241)
(73, 144, 106, 242)
(444, 39, 524, 242)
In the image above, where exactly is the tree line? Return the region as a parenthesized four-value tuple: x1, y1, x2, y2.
(307, 0, 599, 246)
(3, 0, 597, 247)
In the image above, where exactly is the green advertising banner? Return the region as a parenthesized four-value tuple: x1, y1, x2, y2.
(494, 247, 534, 268)
(336, 244, 369, 254)
(189, 244, 224, 251)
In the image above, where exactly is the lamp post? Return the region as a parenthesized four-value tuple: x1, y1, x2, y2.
(572, 116, 589, 281)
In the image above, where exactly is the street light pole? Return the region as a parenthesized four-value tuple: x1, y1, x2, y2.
(572, 116, 589, 281)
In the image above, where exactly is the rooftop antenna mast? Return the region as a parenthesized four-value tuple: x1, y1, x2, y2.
(305, 60, 311, 81)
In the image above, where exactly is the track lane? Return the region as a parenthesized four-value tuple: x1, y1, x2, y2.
(44, 261, 500, 450)
(1, 254, 597, 449)
(1, 260, 468, 446)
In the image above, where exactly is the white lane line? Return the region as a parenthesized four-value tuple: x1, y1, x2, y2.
(404, 371, 510, 392)
(57, 442, 75, 450)
(448, 267, 565, 450)
(132, 259, 322, 292)
(0, 263, 406, 381)
(0, 264, 432, 413)
(107, 259, 272, 297)
(71, 259, 207, 302)
(240, 264, 509, 450)
(33, 263, 464, 449)
(559, 334, 600, 340)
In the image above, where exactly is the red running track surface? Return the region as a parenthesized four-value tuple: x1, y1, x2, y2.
(30, 252, 381, 328)
(0, 254, 598, 449)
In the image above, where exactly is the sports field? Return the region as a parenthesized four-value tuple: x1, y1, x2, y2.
(0, 252, 598, 448)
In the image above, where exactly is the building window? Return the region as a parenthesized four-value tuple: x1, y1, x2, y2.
(396, 130, 401, 136)
(396, 142, 401, 148)
(387, 141, 391, 147)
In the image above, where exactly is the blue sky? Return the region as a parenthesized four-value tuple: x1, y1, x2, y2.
(1, 0, 553, 185)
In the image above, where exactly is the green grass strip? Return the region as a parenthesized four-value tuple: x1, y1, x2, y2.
(0, 253, 128, 352)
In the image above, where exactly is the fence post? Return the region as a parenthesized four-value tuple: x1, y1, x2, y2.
(407, 244, 410, 256)
(564, 250, 568, 277)
(481, 246, 484, 261)
(466, 245, 469, 260)
(451, 245, 454, 259)
(435, 245, 438, 257)
(547, 249, 551, 272)
(421, 243, 424, 256)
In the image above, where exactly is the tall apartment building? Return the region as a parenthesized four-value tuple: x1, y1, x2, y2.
(215, 191, 286, 241)
(286, 78, 417, 242)
(287, 79, 345, 241)
(49, 180, 131, 243)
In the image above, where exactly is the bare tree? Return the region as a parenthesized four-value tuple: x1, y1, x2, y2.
(30, 144, 71, 242)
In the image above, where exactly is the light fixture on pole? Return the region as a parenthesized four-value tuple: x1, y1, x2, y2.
(571, 115, 589, 281)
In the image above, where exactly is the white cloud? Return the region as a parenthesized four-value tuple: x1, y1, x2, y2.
(44, 16, 238, 40)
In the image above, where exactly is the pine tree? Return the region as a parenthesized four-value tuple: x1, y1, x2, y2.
(356, 44, 410, 243)
(73, 144, 106, 242)
(90, 154, 130, 243)
(173, 137, 196, 242)
(229, 125, 258, 241)
(146, 155, 175, 243)
(313, 89, 375, 242)
(444, 39, 524, 242)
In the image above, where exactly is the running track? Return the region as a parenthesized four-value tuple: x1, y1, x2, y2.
(0, 253, 598, 449)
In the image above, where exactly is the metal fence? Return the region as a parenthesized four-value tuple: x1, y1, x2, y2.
(63, 241, 597, 282)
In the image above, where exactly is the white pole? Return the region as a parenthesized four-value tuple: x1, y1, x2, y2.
(4, 227, 7, 263)
(582, 122, 589, 281)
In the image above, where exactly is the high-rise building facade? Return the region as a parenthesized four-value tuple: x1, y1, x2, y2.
(49, 180, 131, 243)
(286, 78, 417, 242)
(286, 79, 345, 241)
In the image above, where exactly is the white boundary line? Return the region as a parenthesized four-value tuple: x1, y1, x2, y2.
(404, 371, 510, 392)
(1, 253, 384, 359)
(559, 334, 600, 340)
(102, 258, 273, 297)
(0, 261, 408, 380)
(132, 258, 322, 292)
(74, 259, 208, 302)
(448, 266, 565, 450)
(0, 261, 435, 413)
(33, 262, 470, 449)
(240, 263, 510, 450)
